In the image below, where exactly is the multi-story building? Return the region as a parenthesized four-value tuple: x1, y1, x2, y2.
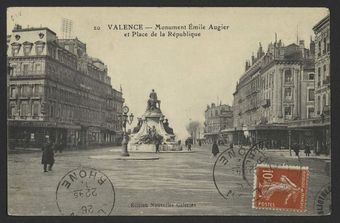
(7, 25, 124, 149)
(229, 39, 316, 149)
(286, 14, 330, 155)
(203, 103, 233, 144)
(313, 15, 330, 116)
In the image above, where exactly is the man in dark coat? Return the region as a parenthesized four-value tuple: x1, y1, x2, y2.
(155, 137, 160, 153)
(41, 136, 55, 172)
(211, 141, 220, 158)
(293, 143, 300, 157)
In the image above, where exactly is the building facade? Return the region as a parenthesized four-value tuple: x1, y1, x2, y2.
(229, 38, 317, 149)
(7, 25, 124, 149)
(203, 103, 233, 144)
(284, 14, 330, 155)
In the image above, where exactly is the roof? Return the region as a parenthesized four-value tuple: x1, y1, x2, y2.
(12, 27, 57, 35)
(313, 14, 330, 33)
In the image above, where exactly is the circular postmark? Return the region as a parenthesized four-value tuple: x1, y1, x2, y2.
(213, 140, 306, 202)
(56, 167, 115, 216)
(213, 142, 269, 200)
(314, 183, 331, 215)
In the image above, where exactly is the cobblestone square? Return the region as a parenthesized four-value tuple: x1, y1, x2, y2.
(8, 145, 330, 216)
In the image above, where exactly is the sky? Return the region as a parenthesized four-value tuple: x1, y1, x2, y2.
(7, 7, 329, 139)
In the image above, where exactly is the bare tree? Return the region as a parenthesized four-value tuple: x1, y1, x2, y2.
(186, 121, 201, 144)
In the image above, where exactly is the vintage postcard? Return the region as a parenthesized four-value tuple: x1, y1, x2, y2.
(6, 7, 331, 216)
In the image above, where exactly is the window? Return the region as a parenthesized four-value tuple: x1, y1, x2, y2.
(317, 96, 321, 114)
(23, 43, 33, 56)
(309, 73, 314, 80)
(284, 106, 292, 118)
(11, 44, 21, 56)
(33, 103, 39, 117)
(284, 88, 292, 100)
(327, 42, 330, 52)
(10, 87, 17, 97)
(23, 64, 29, 75)
(33, 85, 42, 96)
(318, 41, 321, 56)
(50, 104, 54, 118)
(35, 42, 45, 55)
(323, 94, 327, 108)
(10, 105, 16, 118)
(323, 64, 327, 77)
(307, 107, 314, 119)
(20, 103, 29, 117)
(323, 38, 327, 54)
(318, 67, 321, 87)
(22, 85, 31, 96)
(284, 70, 292, 83)
(35, 63, 42, 72)
(308, 89, 315, 101)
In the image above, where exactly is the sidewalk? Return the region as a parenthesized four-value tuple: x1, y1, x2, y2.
(265, 149, 331, 161)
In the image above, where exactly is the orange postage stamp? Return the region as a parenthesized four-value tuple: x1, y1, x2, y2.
(252, 164, 309, 212)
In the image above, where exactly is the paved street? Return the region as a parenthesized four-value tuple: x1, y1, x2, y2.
(8, 145, 330, 216)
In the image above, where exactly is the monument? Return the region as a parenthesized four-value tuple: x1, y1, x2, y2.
(128, 89, 182, 152)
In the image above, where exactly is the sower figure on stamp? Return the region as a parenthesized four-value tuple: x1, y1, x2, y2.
(41, 135, 55, 172)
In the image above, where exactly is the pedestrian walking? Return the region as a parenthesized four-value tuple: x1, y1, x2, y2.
(293, 143, 300, 157)
(304, 145, 311, 157)
(58, 139, 65, 153)
(211, 141, 220, 158)
(198, 140, 202, 147)
(41, 136, 55, 172)
(155, 138, 160, 153)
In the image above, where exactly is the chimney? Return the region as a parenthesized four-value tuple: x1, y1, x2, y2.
(245, 61, 249, 71)
(299, 40, 305, 48)
(258, 42, 263, 57)
(310, 37, 315, 56)
(299, 40, 305, 58)
(251, 53, 255, 65)
(13, 24, 22, 31)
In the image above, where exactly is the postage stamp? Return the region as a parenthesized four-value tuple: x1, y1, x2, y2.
(252, 164, 309, 212)
(56, 167, 115, 216)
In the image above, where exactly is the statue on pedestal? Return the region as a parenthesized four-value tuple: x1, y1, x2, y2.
(127, 89, 182, 152)
(147, 89, 161, 111)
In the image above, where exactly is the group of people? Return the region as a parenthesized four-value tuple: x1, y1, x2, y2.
(292, 143, 312, 157)
(41, 136, 65, 172)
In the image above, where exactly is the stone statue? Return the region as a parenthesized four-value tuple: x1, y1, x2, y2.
(163, 119, 174, 135)
(147, 89, 161, 110)
(132, 118, 143, 133)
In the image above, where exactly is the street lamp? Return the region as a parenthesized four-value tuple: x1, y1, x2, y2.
(121, 105, 134, 156)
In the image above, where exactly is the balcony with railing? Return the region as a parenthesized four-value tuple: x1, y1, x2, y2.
(10, 71, 45, 79)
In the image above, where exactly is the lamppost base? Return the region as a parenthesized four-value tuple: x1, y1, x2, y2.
(121, 152, 130, 157)
(121, 144, 130, 157)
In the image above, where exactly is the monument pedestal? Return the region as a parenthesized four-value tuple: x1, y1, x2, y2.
(128, 144, 183, 153)
(129, 144, 156, 153)
(127, 89, 182, 153)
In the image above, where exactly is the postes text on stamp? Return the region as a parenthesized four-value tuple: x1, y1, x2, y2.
(252, 164, 308, 212)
